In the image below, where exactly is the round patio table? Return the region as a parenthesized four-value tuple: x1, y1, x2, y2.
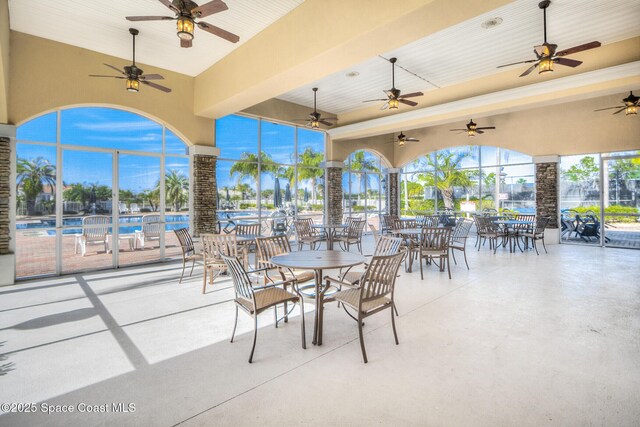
(390, 228, 423, 272)
(493, 220, 534, 253)
(311, 224, 347, 250)
(270, 250, 365, 345)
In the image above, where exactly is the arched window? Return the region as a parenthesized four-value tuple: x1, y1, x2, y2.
(15, 107, 190, 278)
(342, 150, 389, 230)
(400, 146, 534, 215)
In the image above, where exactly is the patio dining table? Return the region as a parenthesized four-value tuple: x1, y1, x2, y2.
(389, 228, 423, 272)
(311, 224, 347, 250)
(493, 220, 534, 253)
(270, 250, 365, 346)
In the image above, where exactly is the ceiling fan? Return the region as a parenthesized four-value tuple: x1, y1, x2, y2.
(294, 88, 337, 128)
(363, 58, 423, 110)
(89, 28, 171, 93)
(496, 0, 601, 77)
(126, 0, 239, 48)
(393, 131, 420, 147)
(450, 120, 495, 137)
(595, 91, 639, 116)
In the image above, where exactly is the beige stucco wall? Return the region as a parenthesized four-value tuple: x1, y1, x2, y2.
(242, 98, 336, 126)
(0, 0, 10, 123)
(331, 92, 640, 167)
(8, 31, 212, 145)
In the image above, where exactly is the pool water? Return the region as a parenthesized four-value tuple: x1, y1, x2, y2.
(17, 214, 190, 235)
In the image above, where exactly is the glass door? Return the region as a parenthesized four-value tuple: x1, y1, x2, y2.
(601, 155, 640, 248)
(61, 149, 114, 273)
(117, 154, 163, 266)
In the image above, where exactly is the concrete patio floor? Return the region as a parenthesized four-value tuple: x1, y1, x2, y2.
(1, 238, 639, 426)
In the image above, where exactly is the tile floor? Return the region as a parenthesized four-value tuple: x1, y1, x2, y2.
(1, 237, 639, 426)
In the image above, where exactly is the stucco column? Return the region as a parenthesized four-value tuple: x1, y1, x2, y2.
(0, 124, 16, 285)
(190, 145, 219, 237)
(534, 155, 559, 244)
(387, 168, 400, 217)
(324, 161, 343, 225)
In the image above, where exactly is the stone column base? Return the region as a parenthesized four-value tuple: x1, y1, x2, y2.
(544, 228, 560, 245)
(0, 253, 15, 286)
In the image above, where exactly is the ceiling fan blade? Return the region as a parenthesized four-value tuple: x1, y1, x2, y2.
(380, 102, 389, 110)
(519, 63, 539, 77)
(554, 57, 582, 68)
(158, 0, 179, 12)
(449, 129, 466, 132)
(476, 130, 485, 134)
(612, 107, 627, 115)
(126, 15, 175, 21)
(497, 59, 538, 68)
(197, 21, 240, 43)
(192, 0, 228, 18)
(180, 38, 193, 48)
(477, 126, 496, 130)
(399, 92, 423, 99)
(89, 75, 126, 79)
(398, 99, 418, 107)
(363, 99, 388, 102)
(594, 106, 623, 111)
(556, 41, 601, 57)
(141, 74, 164, 80)
(103, 63, 126, 75)
(142, 80, 172, 93)
(406, 138, 420, 142)
(319, 120, 335, 127)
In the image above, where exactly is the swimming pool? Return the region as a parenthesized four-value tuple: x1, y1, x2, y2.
(17, 214, 190, 235)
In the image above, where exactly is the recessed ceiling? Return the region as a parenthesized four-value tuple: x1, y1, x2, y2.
(8, 0, 305, 76)
(278, 0, 640, 115)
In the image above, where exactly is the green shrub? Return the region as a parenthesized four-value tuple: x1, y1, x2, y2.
(570, 205, 638, 223)
(239, 203, 257, 210)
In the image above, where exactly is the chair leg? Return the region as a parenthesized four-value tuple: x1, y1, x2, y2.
(390, 304, 399, 345)
(451, 250, 457, 265)
(533, 239, 539, 255)
(446, 253, 451, 280)
(419, 253, 424, 280)
(358, 313, 368, 364)
(542, 237, 548, 254)
(249, 315, 258, 363)
(284, 301, 289, 323)
(202, 269, 207, 294)
(463, 249, 470, 270)
(299, 298, 306, 349)
(393, 303, 399, 316)
(230, 305, 238, 343)
(179, 258, 186, 284)
(274, 304, 278, 328)
(189, 259, 196, 278)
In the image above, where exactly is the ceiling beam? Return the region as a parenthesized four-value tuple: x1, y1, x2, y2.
(194, 0, 515, 119)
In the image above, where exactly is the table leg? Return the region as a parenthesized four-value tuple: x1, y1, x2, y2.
(312, 269, 322, 345)
(327, 231, 333, 250)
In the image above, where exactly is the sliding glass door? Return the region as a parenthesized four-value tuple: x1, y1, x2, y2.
(602, 155, 640, 248)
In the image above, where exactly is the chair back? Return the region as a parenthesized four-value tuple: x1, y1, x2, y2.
(221, 254, 254, 301)
(255, 235, 291, 270)
(82, 215, 110, 242)
(393, 218, 416, 230)
(423, 215, 440, 227)
(482, 208, 497, 216)
(174, 227, 196, 257)
(201, 234, 240, 264)
(236, 223, 261, 237)
(381, 214, 398, 232)
(294, 219, 314, 240)
(451, 219, 473, 245)
(374, 235, 403, 256)
(346, 219, 366, 239)
(142, 214, 161, 237)
(357, 250, 406, 305)
(420, 227, 451, 252)
(368, 223, 379, 244)
(534, 216, 550, 234)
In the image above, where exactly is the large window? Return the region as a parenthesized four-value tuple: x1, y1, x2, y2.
(16, 107, 190, 278)
(342, 150, 387, 230)
(215, 114, 326, 233)
(400, 146, 535, 216)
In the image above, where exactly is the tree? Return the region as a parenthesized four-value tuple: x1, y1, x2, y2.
(483, 172, 496, 189)
(349, 151, 380, 205)
(17, 157, 56, 215)
(562, 156, 599, 196)
(297, 147, 324, 203)
(165, 169, 189, 212)
(416, 151, 472, 209)
(517, 178, 527, 185)
(230, 151, 277, 182)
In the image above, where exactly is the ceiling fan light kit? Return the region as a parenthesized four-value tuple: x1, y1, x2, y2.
(594, 91, 639, 116)
(177, 15, 195, 40)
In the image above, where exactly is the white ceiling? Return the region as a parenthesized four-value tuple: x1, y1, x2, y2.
(277, 0, 640, 115)
(8, 0, 304, 76)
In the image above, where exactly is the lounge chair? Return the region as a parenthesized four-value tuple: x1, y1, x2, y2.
(74, 215, 110, 256)
(135, 214, 161, 249)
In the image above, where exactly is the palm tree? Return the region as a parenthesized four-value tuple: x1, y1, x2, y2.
(229, 151, 277, 182)
(17, 157, 56, 215)
(165, 170, 189, 212)
(298, 147, 324, 203)
(349, 151, 380, 206)
(417, 151, 472, 210)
